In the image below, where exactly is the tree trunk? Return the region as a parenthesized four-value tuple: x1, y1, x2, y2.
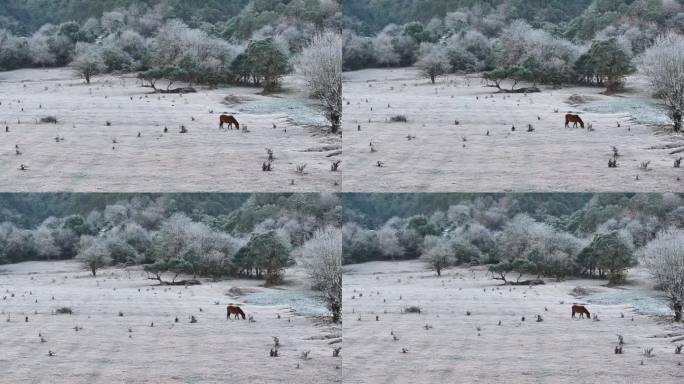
(330, 110, 340, 134)
(674, 302, 682, 322)
(673, 109, 682, 133)
(91, 266, 96, 276)
(331, 301, 341, 323)
(430, 74, 435, 84)
(85, 72, 91, 84)
(436, 266, 441, 277)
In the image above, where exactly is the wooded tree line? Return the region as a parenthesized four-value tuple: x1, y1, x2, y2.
(0, 193, 339, 277)
(343, 193, 684, 320)
(343, 194, 684, 281)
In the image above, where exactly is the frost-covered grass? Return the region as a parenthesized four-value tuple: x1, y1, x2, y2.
(343, 68, 684, 192)
(343, 260, 684, 383)
(0, 68, 341, 192)
(0, 260, 341, 383)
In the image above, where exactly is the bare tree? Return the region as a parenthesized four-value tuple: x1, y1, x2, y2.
(416, 43, 449, 84)
(299, 227, 342, 323)
(76, 236, 112, 276)
(640, 33, 684, 132)
(295, 30, 342, 133)
(420, 235, 453, 276)
(71, 42, 105, 84)
(641, 228, 684, 321)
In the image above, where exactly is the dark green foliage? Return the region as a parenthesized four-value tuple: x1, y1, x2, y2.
(229, 38, 290, 90)
(407, 215, 438, 237)
(583, 232, 636, 285)
(403, 22, 435, 44)
(237, 231, 290, 285)
(244, 38, 289, 91)
(575, 38, 635, 91)
(58, 21, 95, 43)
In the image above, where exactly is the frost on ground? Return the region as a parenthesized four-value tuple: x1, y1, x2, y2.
(0, 261, 341, 384)
(0, 68, 341, 192)
(342, 260, 684, 384)
(343, 68, 684, 192)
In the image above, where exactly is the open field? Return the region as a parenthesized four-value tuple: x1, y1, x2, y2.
(343, 68, 684, 192)
(0, 68, 341, 192)
(0, 261, 341, 384)
(342, 260, 684, 384)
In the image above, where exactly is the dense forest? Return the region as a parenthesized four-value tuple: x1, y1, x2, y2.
(0, 0, 250, 34)
(343, 193, 594, 228)
(343, 0, 593, 35)
(0, 193, 250, 228)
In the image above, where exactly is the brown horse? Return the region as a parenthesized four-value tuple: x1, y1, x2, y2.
(219, 115, 240, 130)
(226, 305, 246, 320)
(571, 305, 591, 319)
(565, 114, 585, 128)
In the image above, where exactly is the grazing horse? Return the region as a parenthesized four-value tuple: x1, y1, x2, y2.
(565, 114, 585, 128)
(219, 115, 240, 130)
(226, 305, 246, 320)
(571, 305, 591, 319)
